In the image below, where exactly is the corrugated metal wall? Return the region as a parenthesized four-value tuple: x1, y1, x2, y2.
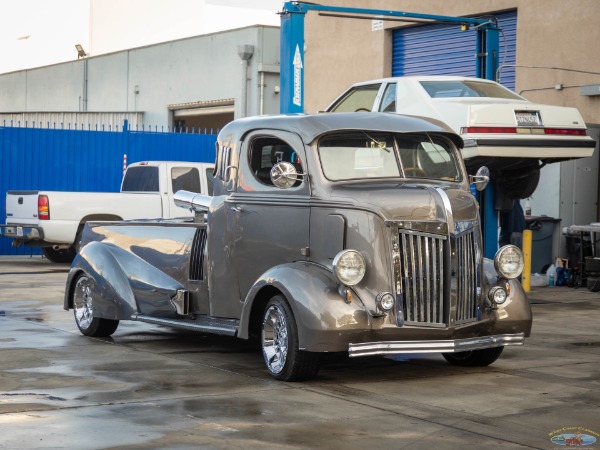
(0, 123, 217, 255)
(392, 11, 517, 90)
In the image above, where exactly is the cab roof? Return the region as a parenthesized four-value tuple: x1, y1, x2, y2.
(217, 112, 464, 148)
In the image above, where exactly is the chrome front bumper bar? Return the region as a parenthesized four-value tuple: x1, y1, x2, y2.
(348, 333, 525, 357)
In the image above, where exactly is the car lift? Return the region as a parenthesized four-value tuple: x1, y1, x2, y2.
(279, 1, 502, 258)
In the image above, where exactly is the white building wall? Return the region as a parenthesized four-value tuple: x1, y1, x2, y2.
(0, 26, 281, 127)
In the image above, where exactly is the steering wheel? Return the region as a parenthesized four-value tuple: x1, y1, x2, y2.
(403, 167, 427, 177)
(355, 108, 371, 112)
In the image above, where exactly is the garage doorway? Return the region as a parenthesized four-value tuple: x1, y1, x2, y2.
(170, 99, 234, 133)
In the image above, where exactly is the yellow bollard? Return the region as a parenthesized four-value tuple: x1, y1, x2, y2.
(522, 229, 532, 292)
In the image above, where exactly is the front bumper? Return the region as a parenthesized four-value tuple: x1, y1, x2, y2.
(0, 224, 43, 241)
(348, 332, 524, 357)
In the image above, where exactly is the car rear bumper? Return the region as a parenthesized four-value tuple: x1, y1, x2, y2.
(0, 224, 44, 241)
(462, 136, 596, 160)
(348, 332, 525, 357)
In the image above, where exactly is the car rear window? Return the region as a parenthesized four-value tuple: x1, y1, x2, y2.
(420, 80, 523, 100)
(121, 166, 159, 192)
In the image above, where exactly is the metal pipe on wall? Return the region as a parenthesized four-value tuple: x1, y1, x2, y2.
(237, 45, 254, 118)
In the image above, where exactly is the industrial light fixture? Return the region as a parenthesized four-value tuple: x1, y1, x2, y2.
(75, 44, 87, 59)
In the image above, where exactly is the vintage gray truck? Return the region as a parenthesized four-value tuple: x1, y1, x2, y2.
(64, 113, 532, 381)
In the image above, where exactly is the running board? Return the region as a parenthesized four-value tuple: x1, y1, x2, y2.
(133, 314, 238, 336)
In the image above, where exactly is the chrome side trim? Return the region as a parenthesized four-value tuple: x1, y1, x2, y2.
(434, 187, 454, 233)
(134, 314, 238, 336)
(348, 333, 525, 357)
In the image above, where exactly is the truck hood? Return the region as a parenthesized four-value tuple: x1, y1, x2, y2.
(328, 183, 478, 224)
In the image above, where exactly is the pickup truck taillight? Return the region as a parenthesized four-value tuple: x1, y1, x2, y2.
(38, 195, 50, 220)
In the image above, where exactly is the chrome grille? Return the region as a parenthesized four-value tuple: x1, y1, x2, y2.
(454, 230, 478, 323)
(393, 224, 479, 327)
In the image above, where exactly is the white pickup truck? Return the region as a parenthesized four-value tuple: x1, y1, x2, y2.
(0, 161, 214, 262)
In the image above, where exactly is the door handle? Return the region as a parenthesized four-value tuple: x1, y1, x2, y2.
(231, 206, 244, 213)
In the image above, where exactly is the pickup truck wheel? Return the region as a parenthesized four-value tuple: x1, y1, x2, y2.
(262, 295, 320, 381)
(442, 346, 504, 367)
(43, 246, 76, 264)
(72, 274, 119, 337)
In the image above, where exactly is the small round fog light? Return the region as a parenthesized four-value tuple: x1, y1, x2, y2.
(376, 292, 395, 311)
(489, 286, 508, 304)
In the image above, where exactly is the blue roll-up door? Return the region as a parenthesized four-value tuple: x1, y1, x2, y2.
(392, 11, 517, 90)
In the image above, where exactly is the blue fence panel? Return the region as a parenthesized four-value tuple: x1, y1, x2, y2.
(0, 124, 218, 255)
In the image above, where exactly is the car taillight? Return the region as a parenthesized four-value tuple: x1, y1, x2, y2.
(543, 128, 587, 136)
(462, 126, 587, 136)
(38, 195, 50, 220)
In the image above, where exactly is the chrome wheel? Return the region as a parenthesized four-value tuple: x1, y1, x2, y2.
(262, 303, 289, 375)
(73, 275, 94, 331)
(260, 295, 320, 381)
(70, 273, 119, 337)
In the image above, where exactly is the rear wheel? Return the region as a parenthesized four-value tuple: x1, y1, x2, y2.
(72, 273, 119, 337)
(442, 346, 504, 367)
(43, 246, 76, 264)
(261, 295, 320, 381)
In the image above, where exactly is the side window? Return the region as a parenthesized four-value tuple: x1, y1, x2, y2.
(378, 83, 396, 112)
(329, 84, 381, 112)
(249, 137, 303, 186)
(121, 166, 159, 192)
(171, 167, 201, 194)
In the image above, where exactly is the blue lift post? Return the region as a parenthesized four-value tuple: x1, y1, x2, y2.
(279, 1, 501, 258)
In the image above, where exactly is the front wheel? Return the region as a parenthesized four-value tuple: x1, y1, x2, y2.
(261, 295, 320, 381)
(442, 346, 504, 367)
(72, 273, 119, 337)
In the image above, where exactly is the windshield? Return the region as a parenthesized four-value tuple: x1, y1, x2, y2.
(420, 80, 523, 100)
(318, 132, 462, 182)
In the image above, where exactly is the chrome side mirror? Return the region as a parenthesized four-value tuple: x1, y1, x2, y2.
(270, 162, 306, 189)
(470, 166, 490, 191)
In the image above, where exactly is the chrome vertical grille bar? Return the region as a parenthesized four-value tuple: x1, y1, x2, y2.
(454, 230, 477, 323)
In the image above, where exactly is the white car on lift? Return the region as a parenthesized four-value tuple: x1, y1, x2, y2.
(326, 76, 596, 199)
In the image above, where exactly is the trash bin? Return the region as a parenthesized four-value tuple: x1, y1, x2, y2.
(526, 216, 561, 273)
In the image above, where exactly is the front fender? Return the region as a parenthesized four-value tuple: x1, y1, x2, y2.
(238, 262, 371, 352)
(64, 241, 184, 320)
(482, 257, 532, 337)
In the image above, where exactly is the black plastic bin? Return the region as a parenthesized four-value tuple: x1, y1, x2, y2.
(526, 216, 561, 273)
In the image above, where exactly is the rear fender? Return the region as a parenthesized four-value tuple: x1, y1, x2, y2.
(64, 241, 184, 320)
(238, 262, 370, 351)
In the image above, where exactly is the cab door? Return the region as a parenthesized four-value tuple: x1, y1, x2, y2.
(226, 131, 310, 317)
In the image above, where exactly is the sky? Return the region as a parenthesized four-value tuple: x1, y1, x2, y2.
(0, 0, 282, 74)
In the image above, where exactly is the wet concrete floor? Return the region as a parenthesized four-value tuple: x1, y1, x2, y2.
(0, 256, 598, 449)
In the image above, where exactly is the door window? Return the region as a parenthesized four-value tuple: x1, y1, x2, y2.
(249, 137, 304, 186)
(378, 83, 397, 112)
(171, 167, 201, 194)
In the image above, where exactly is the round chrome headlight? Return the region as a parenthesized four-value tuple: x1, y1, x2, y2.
(376, 292, 395, 311)
(489, 286, 508, 304)
(494, 245, 524, 279)
(333, 250, 366, 286)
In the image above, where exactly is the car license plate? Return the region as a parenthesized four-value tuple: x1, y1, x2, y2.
(515, 110, 542, 127)
(16, 227, 23, 237)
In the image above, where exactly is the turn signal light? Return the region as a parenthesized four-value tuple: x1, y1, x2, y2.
(38, 195, 50, 220)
